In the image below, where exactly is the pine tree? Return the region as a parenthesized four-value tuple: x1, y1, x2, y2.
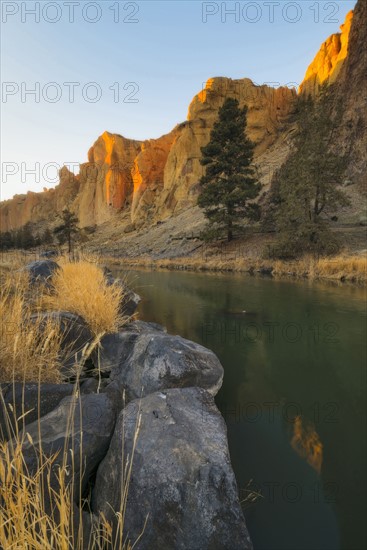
(198, 98, 261, 242)
(54, 209, 79, 254)
(273, 87, 349, 258)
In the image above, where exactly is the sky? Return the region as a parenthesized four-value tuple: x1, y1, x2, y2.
(1, 0, 357, 200)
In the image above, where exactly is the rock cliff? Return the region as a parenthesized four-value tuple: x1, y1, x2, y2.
(0, 80, 296, 232)
(1, 1, 365, 233)
(299, 10, 353, 96)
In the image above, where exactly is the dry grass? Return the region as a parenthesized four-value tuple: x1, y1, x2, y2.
(0, 385, 143, 549)
(115, 253, 367, 284)
(0, 273, 63, 383)
(315, 255, 367, 282)
(0, 250, 31, 272)
(0, 255, 141, 546)
(0, 258, 126, 382)
(41, 259, 124, 336)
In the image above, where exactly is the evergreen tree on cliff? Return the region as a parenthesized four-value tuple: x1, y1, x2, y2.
(54, 209, 79, 254)
(198, 98, 261, 242)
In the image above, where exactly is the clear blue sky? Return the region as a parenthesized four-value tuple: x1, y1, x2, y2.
(1, 0, 356, 200)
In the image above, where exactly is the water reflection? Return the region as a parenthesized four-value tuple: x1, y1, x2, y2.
(114, 268, 366, 550)
(291, 416, 323, 474)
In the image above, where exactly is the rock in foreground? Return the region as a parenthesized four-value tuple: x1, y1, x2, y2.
(100, 329, 224, 401)
(92, 387, 252, 550)
(0, 382, 75, 441)
(17, 393, 117, 502)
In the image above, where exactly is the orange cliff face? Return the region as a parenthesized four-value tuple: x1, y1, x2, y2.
(300, 10, 353, 96)
(1, 0, 365, 233)
(157, 77, 296, 218)
(0, 77, 296, 233)
(73, 132, 142, 227)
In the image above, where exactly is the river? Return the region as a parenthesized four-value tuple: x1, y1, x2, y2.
(114, 268, 366, 550)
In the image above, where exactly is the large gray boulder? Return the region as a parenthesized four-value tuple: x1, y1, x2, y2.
(22, 260, 60, 285)
(29, 311, 95, 379)
(92, 387, 252, 550)
(103, 269, 141, 317)
(0, 382, 75, 441)
(95, 321, 166, 375)
(14, 392, 117, 502)
(99, 329, 224, 401)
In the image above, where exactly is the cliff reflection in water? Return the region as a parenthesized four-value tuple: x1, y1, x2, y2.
(291, 416, 323, 474)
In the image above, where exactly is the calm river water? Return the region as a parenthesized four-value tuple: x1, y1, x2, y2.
(114, 268, 366, 550)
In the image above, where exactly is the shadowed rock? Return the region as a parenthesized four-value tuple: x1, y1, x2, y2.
(29, 311, 95, 379)
(92, 387, 252, 550)
(22, 260, 60, 285)
(0, 382, 75, 442)
(12, 392, 117, 503)
(104, 273, 141, 317)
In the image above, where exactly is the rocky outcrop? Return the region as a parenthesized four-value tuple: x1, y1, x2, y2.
(131, 131, 179, 224)
(157, 79, 296, 219)
(98, 328, 224, 401)
(16, 392, 117, 501)
(330, 0, 367, 189)
(0, 166, 80, 233)
(92, 387, 252, 550)
(300, 10, 353, 96)
(1, 262, 251, 549)
(299, 2, 366, 189)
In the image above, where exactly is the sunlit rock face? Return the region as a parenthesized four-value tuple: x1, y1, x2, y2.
(72, 132, 142, 227)
(1, 0, 365, 231)
(331, 0, 367, 189)
(0, 167, 80, 232)
(158, 78, 296, 217)
(0, 79, 296, 231)
(131, 130, 178, 224)
(300, 10, 353, 96)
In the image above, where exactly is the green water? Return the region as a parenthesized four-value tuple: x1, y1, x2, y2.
(115, 268, 367, 550)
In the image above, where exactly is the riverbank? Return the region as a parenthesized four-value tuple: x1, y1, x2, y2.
(1, 258, 251, 549)
(107, 253, 367, 284)
(1, 248, 366, 284)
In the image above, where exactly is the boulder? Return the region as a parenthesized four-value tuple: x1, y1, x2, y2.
(124, 320, 167, 334)
(92, 387, 252, 550)
(29, 311, 95, 379)
(13, 392, 117, 503)
(40, 250, 59, 259)
(99, 329, 224, 401)
(96, 321, 166, 374)
(105, 274, 141, 317)
(0, 382, 75, 441)
(22, 260, 60, 285)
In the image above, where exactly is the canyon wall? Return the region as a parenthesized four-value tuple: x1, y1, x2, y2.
(299, 10, 353, 96)
(0, 80, 296, 231)
(1, 2, 365, 233)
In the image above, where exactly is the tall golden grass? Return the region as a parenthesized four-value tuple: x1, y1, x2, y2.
(0, 258, 125, 383)
(41, 259, 124, 336)
(0, 272, 63, 383)
(0, 384, 143, 549)
(0, 257, 142, 546)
